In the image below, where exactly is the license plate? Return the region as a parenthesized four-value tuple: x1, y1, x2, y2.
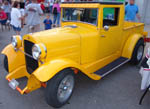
(8, 79, 19, 90)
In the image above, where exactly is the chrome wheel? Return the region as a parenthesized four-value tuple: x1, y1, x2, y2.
(57, 75, 74, 103)
(137, 45, 144, 61)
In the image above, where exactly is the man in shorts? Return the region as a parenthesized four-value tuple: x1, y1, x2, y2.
(25, 0, 43, 33)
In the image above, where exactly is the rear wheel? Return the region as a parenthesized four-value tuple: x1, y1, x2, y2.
(45, 69, 75, 108)
(130, 39, 144, 64)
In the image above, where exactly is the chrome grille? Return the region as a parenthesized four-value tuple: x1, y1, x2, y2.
(24, 40, 38, 74)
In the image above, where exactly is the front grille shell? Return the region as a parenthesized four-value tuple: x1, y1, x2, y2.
(24, 40, 39, 74)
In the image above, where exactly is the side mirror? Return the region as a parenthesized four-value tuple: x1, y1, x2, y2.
(104, 25, 109, 31)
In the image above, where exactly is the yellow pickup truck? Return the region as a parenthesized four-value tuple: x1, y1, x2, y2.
(1, 1, 148, 108)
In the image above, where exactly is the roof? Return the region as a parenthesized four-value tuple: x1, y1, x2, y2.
(61, 3, 100, 8)
(61, 1, 124, 5)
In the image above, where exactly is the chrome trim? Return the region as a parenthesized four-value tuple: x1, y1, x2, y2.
(64, 25, 78, 28)
(32, 44, 42, 60)
(11, 35, 22, 49)
(11, 36, 17, 48)
(18, 49, 34, 59)
(41, 43, 47, 54)
(18, 35, 22, 40)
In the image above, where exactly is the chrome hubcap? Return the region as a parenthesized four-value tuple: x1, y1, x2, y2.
(137, 45, 143, 61)
(57, 75, 74, 103)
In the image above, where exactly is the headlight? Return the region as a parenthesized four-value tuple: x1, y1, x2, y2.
(11, 35, 22, 49)
(32, 44, 47, 60)
(11, 36, 17, 47)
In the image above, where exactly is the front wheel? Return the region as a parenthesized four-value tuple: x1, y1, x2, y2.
(4, 55, 8, 72)
(130, 39, 144, 64)
(45, 69, 75, 108)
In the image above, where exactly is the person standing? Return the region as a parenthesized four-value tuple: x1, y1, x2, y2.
(20, 2, 25, 28)
(0, 7, 7, 25)
(43, 14, 52, 30)
(40, 2, 45, 13)
(52, 0, 60, 27)
(25, 0, 43, 33)
(2, 1, 11, 21)
(48, 0, 53, 13)
(0, 0, 2, 4)
(125, 0, 141, 22)
(10, 1, 22, 35)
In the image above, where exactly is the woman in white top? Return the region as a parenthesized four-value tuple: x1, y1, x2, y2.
(10, 1, 22, 35)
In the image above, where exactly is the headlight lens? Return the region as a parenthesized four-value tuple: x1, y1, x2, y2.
(32, 43, 47, 60)
(11, 35, 22, 49)
(11, 36, 17, 48)
(32, 44, 41, 60)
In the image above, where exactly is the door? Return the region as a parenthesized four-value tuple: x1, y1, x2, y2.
(99, 7, 122, 58)
(80, 6, 123, 73)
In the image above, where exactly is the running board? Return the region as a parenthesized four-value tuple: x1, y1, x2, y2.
(94, 57, 129, 77)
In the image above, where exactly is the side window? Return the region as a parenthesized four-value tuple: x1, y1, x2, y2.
(103, 8, 120, 27)
(80, 8, 98, 25)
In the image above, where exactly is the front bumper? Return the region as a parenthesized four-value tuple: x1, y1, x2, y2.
(6, 74, 46, 95)
(2, 44, 45, 94)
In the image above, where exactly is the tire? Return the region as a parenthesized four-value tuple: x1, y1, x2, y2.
(4, 55, 9, 72)
(130, 38, 144, 64)
(45, 69, 75, 108)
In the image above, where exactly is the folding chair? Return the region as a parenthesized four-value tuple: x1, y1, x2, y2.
(139, 84, 150, 105)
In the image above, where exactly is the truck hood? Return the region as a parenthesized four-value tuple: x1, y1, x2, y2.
(28, 26, 80, 43)
(23, 26, 82, 62)
(25, 24, 98, 44)
(23, 25, 98, 62)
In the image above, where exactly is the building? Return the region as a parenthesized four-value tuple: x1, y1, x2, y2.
(135, 0, 150, 25)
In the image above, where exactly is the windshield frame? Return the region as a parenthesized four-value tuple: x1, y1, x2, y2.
(61, 8, 99, 27)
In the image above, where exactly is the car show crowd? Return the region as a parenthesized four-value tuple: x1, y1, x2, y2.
(0, 0, 141, 35)
(0, 0, 61, 35)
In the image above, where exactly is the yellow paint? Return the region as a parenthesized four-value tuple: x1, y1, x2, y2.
(143, 31, 148, 37)
(33, 58, 101, 82)
(21, 75, 41, 94)
(1, 3, 147, 94)
(122, 34, 143, 59)
(6, 66, 30, 80)
(61, 3, 100, 8)
(1, 44, 25, 73)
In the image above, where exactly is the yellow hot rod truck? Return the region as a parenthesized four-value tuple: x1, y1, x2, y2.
(1, 1, 148, 108)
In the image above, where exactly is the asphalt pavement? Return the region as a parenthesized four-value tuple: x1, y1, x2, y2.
(0, 19, 150, 109)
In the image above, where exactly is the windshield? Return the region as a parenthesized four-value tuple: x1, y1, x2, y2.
(62, 8, 98, 26)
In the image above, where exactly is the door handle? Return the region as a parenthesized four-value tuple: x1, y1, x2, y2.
(101, 35, 105, 37)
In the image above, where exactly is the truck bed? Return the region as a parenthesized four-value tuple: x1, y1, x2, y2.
(120, 21, 145, 56)
(123, 21, 144, 30)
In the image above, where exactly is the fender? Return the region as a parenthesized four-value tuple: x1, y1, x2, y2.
(122, 34, 143, 59)
(1, 44, 25, 73)
(33, 58, 101, 82)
